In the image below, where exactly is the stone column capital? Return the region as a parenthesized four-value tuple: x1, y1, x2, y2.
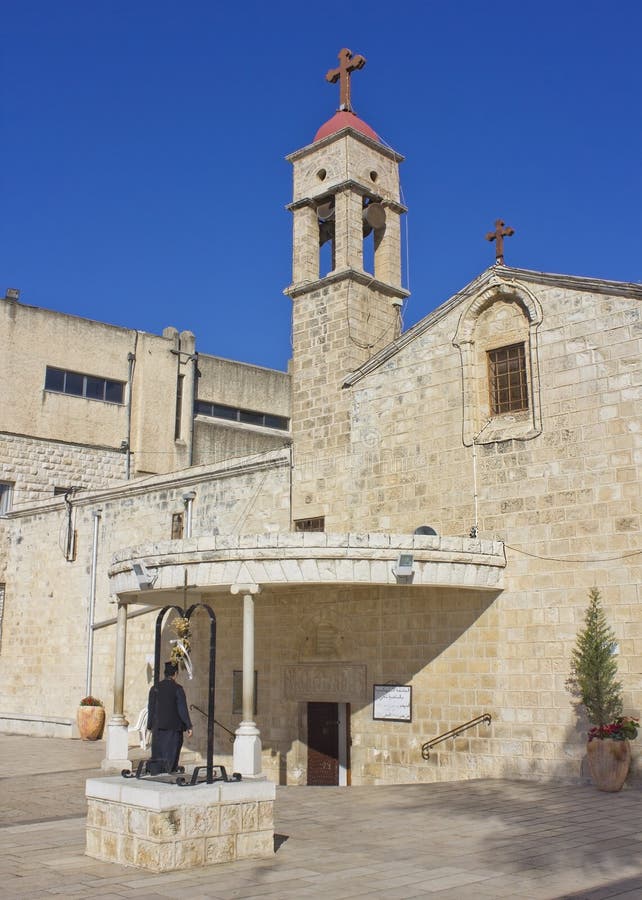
(230, 583, 262, 596)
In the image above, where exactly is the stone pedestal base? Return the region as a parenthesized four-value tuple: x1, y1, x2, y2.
(233, 722, 263, 777)
(85, 776, 275, 871)
(103, 720, 131, 772)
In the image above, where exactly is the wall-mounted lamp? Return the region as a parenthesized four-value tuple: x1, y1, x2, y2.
(392, 552, 415, 583)
(132, 561, 158, 590)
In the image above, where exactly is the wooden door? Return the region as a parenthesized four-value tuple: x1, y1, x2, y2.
(307, 702, 339, 785)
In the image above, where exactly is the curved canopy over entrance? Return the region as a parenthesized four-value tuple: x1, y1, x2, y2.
(109, 532, 505, 601)
(103, 533, 505, 776)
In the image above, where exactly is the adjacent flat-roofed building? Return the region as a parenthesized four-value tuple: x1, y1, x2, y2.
(0, 297, 290, 509)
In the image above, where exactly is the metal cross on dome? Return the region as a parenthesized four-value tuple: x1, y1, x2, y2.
(486, 219, 515, 265)
(326, 48, 366, 112)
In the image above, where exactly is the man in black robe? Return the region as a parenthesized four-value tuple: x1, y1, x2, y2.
(147, 661, 193, 773)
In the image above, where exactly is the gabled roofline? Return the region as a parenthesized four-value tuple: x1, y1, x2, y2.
(342, 265, 642, 389)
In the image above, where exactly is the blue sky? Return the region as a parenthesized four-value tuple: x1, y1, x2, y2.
(3, 1, 641, 371)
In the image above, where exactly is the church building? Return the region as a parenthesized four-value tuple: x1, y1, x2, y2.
(0, 49, 640, 787)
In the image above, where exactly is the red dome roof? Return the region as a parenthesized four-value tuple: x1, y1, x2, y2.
(314, 110, 379, 143)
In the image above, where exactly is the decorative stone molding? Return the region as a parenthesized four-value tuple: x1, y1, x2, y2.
(283, 663, 367, 702)
(453, 279, 543, 446)
(285, 267, 409, 301)
(108, 532, 505, 600)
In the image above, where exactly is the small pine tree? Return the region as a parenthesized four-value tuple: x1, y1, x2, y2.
(568, 587, 623, 727)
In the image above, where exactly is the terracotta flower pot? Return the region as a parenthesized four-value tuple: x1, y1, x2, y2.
(587, 738, 631, 792)
(77, 705, 106, 741)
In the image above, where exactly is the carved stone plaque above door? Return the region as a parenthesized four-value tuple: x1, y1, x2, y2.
(283, 663, 367, 703)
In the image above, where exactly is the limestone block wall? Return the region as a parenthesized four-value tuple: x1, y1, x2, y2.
(347, 277, 641, 543)
(290, 130, 401, 211)
(0, 432, 127, 508)
(192, 584, 502, 786)
(283, 274, 641, 783)
(290, 278, 400, 521)
(0, 452, 291, 734)
(160, 579, 610, 787)
(85, 778, 275, 871)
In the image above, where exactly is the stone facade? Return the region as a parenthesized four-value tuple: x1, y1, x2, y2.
(0, 101, 640, 791)
(0, 454, 291, 736)
(0, 432, 127, 508)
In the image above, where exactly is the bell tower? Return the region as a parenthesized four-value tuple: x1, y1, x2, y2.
(285, 49, 409, 527)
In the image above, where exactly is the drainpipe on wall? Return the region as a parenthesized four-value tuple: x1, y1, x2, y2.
(125, 341, 137, 480)
(190, 351, 199, 467)
(183, 491, 196, 538)
(470, 419, 491, 538)
(85, 508, 102, 697)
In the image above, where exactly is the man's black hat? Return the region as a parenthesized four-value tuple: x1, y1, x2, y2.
(164, 661, 178, 677)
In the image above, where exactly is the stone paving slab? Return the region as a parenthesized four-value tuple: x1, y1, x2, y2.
(0, 734, 641, 897)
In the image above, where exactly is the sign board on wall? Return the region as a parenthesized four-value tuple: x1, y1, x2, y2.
(372, 684, 412, 722)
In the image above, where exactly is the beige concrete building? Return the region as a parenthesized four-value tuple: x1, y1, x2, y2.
(0, 297, 290, 509)
(0, 79, 640, 789)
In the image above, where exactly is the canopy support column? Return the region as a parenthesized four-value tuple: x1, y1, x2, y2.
(231, 583, 263, 778)
(103, 598, 131, 771)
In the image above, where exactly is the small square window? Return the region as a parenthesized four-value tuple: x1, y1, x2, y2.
(239, 409, 264, 426)
(294, 517, 325, 532)
(44, 367, 65, 392)
(85, 376, 105, 401)
(65, 371, 84, 396)
(104, 380, 124, 404)
(211, 403, 238, 421)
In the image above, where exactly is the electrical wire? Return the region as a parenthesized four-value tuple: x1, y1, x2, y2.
(504, 544, 642, 563)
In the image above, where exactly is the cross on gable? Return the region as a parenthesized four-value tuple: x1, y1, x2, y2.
(326, 48, 366, 112)
(486, 219, 515, 265)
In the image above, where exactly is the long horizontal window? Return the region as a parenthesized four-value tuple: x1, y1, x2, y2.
(45, 366, 124, 404)
(195, 399, 289, 431)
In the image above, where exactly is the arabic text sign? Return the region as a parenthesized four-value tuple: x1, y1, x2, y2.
(373, 684, 412, 722)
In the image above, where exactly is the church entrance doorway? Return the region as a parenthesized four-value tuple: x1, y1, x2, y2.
(307, 702, 350, 785)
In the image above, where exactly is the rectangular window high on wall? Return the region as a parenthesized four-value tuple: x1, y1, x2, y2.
(45, 366, 125, 404)
(294, 517, 325, 532)
(488, 343, 528, 415)
(195, 399, 289, 431)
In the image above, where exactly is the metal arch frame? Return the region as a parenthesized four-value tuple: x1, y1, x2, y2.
(153, 602, 218, 784)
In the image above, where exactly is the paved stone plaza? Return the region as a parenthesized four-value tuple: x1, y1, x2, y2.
(1, 734, 641, 898)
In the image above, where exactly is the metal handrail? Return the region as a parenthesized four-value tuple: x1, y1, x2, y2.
(189, 703, 235, 742)
(421, 714, 492, 759)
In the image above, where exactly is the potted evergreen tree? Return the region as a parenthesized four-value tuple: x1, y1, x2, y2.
(568, 587, 638, 791)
